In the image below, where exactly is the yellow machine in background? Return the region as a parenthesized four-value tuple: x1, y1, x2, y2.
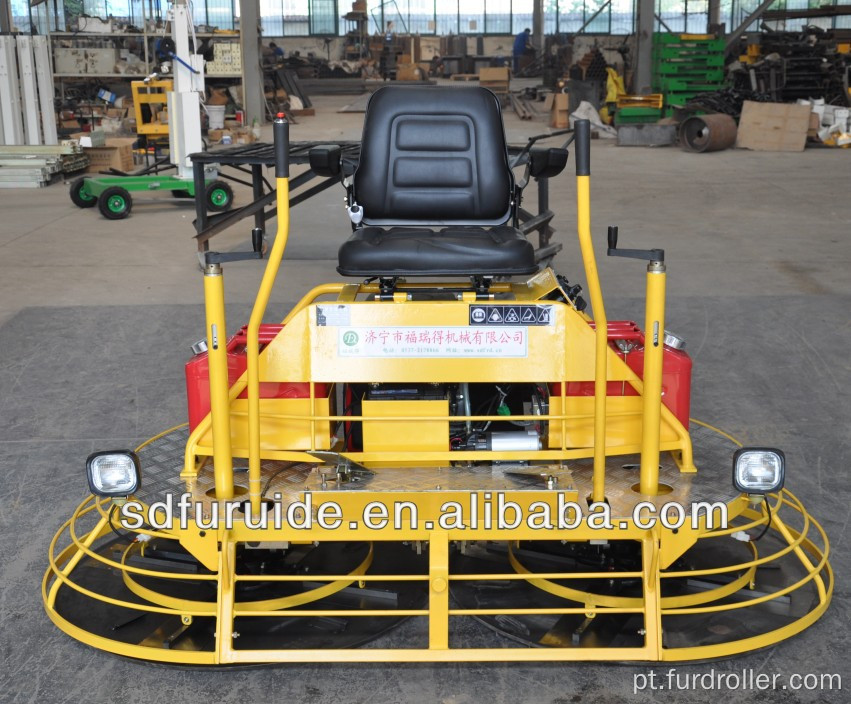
(132, 79, 173, 137)
(44, 90, 831, 664)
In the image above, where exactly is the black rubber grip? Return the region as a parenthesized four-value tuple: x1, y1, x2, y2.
(274, 115, 289, 178)
(574, 119, 591, 176)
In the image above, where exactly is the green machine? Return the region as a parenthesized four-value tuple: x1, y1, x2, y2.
(69, 173, 233, 220)
(68, 0, 234, 219)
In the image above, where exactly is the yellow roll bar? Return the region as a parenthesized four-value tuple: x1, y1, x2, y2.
(246, 115, 292, 514)
(573, 120, 608, 503)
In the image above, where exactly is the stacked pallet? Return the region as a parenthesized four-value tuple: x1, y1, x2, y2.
(652, 34, 726, 116)
(0, 143, 89, 188)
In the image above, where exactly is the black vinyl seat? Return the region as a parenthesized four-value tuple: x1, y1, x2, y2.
(338, 226, 535, 277)
(337, 86, 536, 278)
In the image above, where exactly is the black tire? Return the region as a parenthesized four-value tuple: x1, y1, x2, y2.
(205, 180, 234, 212)
(98, 186, 133, 220)
(70, 177, 97, 208)
(171, 189, 194, 199)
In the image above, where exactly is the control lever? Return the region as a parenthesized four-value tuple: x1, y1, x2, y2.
(203, 228, 266, 265)
(606, 226, 664, 263)
(251, 226, 264, 255)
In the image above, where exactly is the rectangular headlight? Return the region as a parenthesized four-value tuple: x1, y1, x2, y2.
(733, 448, 785, 494)
(86, 451, 141, 497)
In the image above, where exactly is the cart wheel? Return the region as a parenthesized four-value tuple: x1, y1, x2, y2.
(69, 177, 97, 208)
(98, 186, 133, 220)
(205, 181, 233, 212)
(172, 189, 194, 199)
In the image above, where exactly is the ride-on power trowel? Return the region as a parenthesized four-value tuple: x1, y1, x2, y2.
(44, 86, 831, 664)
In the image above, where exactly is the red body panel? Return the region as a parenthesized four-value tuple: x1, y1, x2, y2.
(552, 320, 692, 428)
(185, 324, 327, 431)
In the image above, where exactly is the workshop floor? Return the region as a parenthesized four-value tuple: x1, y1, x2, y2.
(0, 91, 849, 704)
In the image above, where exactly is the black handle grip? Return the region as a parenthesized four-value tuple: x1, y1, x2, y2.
(607, 225, 618, 250)
(574, 119, 591, 176)
(274, 113, 289, 178)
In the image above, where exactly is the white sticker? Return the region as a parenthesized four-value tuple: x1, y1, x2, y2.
(316, 304, 351, 326)
(338, 326, 528, 358)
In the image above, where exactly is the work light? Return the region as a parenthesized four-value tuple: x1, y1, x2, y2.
(733, 448, 785, 494)
(86, 451, 141, 497)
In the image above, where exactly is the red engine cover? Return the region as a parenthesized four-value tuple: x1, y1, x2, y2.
(553, 320, 692, 428)
(185, 324, 327, 431)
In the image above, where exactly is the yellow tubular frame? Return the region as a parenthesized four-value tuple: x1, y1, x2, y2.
(639, 263, 666, 495)
(575, 174, 608, 504)
(246, 176, 290, 514)
(43, 482, 832, 663)
(204, 264, 235, 499)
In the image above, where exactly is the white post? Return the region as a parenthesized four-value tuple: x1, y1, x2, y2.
(16, 35, 42, 145)
(167, 0, 204, 180)
(0, 36, 25, 145)
(33, 36, 58, 146)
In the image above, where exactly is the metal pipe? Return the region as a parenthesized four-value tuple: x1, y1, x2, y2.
(654, 13, 673, 32)
(203, 262, 235, 500)
(724, 0, 777, 53)
(574, 120, 607, 504)
(574, 0, 612, 36)
(639, 261, 666, 495)
(246, 116, 291, 515)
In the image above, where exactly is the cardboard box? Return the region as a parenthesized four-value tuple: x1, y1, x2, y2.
(396, 63, 425, 81)
(72, 130, 107, 147)
(265, 88, 288, 100)
(207, 128, 231, 143)
(736, 101, 811, 152)
(207, 88, 229, 105)
(84, 137, 136, 173)
(479, 67, 510, 82)
(807, 112, 820, 138)
(550, 93, 569, 129)
(479, 66, 510, 96)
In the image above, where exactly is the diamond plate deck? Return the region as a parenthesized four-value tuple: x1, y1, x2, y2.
(134, 423, 740, 518)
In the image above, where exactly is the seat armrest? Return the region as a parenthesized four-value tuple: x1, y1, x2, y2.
(528, 147, 568, 179)
(309, 144, 342, 178)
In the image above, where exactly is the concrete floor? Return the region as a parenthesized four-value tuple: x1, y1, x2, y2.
(0, 91, 849, 703)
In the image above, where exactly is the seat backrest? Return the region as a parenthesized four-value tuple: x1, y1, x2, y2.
(353, 86, 514, 227)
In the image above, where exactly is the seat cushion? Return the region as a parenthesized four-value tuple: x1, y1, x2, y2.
(337, 226, 537, 277)
(353, 86, 514, 227)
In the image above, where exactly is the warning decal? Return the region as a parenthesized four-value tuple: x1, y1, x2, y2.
(469, 304, 553, 326)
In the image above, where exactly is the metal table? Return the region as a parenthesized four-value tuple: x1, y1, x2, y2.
(189, 141, 562, 266)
